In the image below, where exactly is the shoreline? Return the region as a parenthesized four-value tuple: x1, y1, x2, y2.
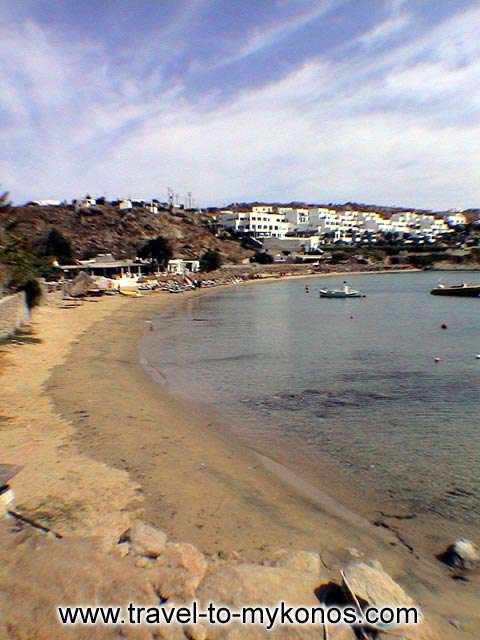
(1, 276, 479, 635)
(138, 273, 480, 555)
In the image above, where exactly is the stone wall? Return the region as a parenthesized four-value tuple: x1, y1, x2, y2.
(0, 292, 29, 341)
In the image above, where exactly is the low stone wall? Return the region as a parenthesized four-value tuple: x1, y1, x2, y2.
(0, 292, 29, 341)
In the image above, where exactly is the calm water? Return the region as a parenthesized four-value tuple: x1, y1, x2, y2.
(142, 272, 480, 526)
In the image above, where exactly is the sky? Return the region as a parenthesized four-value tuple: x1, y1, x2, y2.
(1, 0, 479, 210)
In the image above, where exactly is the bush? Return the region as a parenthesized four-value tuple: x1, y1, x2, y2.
(200, 249, 222, 272)
(43, 229, 73, 264)
(138, 236, 173, 268)
(408, 253, 437, 268)
(252, 251, 274, 264)
(0, 230, 53, 292)
(331, 251, 350, 263)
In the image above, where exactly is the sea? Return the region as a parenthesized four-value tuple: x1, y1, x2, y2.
(140, 271, 480, 528)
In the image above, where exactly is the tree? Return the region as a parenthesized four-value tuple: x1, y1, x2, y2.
(331, 251, 349, 263)
(200, 249, 222, 272)
(252, 251, 274, 264)
(43, 229, 73, 264)
(0, 229, 51, 302)
(138, 236, 173, 268)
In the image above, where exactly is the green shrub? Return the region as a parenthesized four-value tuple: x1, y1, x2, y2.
(200, 249, 222, 272)
(252, 251, 274, 264)
(138, 236, 173, 268)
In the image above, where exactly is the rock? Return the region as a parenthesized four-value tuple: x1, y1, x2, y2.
(150, 542, 207, 601)
(341, 562, 440, 639)
(0, 488, 15, 515)
(341, 561, 416, 610)
(193, 557, 358, 639)
(270, 550, 321, 575)
(197, 562, 321, 607)
(121, 520, 168, 558)
(113, 541, 130, 558)
(184, 623, 208, 640)
(208, 625, 355, 640)
(439, 538, 479, 571)
(135, 557, 154, 569)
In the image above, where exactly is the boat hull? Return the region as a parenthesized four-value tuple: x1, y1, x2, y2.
(431, 286, 480, 297)
(319, 290, 363, 298)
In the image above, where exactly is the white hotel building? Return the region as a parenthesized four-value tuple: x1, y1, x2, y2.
(220, 210, 291, 238)
(221, 205, 454, 244)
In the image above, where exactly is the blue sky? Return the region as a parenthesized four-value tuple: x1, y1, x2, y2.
(1, 0, 479, 209)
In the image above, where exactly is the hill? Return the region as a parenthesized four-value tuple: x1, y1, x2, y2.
(0, 204, 250, 264)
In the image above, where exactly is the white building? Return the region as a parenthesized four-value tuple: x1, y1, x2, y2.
(167, 259, 200, 275)
(302, 236, 322, 252)
(74, 195, 97, 210)
(119, 199, 133, 211)
(387, 212, 451, 239)
(446, 213, 467, 227)
(145, 202, 158, 214)
(221, 211, 291, 238)
(31, 199, 62, 207)
(278, 207, 310, 226)
(251, 205, 274, 214)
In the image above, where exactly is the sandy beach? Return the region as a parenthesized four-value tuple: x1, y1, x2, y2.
(0, 282, 479, 637)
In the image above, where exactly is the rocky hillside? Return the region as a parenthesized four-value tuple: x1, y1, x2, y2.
(0, 204, 250, 263)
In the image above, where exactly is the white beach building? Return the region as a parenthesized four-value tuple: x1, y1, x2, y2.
(167, 259, 200, 275)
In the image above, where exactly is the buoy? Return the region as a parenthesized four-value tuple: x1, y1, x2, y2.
(476, 354, 480, 360)
(441, 323, 448, 330)
(434, 357, 441, 363)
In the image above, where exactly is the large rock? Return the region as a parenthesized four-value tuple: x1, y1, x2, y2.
(197, 562, 321, 606)
(0, 520, 175, 639)
(150, 542, 207, 601)
(342, 560, 416, 609)
(341, 561, 438, 640)
(192, 562, 356, 640)
(269, 550, 322, 575)
(121, 520, 168, 558)
(439, 538, 479, 571)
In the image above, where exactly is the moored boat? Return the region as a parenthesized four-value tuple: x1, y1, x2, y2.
(430, 283, 480, 297)
(319, 281, 365, 298)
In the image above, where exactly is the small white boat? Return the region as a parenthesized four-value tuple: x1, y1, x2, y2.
(319, 282, 364, 298)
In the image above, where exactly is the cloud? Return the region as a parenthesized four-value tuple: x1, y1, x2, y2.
(233, 0, 340, 60)
(358, 12, 410, 47)
(0, 2, 479, 209)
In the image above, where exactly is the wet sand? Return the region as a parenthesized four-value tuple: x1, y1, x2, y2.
(1, 285, 479, 637)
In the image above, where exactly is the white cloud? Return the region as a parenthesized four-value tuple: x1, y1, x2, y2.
(235, 0, 339, 59)
(0, 3, 479, 209)
(359, 12, 410, 47)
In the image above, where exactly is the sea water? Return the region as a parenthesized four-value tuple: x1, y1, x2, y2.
(142, 271, 480, 527)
